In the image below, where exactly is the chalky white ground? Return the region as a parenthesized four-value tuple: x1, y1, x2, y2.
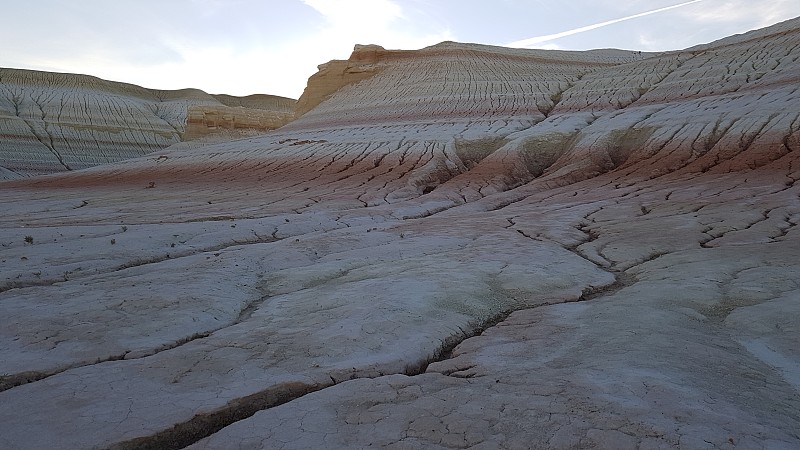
(1, 18, 799, 449)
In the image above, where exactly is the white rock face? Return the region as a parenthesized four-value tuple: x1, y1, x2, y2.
(1, 18, 799, 450)
(0, 69, 295, 177)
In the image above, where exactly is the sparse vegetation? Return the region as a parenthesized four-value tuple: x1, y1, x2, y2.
(24, 235, 33, 244)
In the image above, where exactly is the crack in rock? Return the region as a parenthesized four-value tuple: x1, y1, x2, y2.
(109, 382, 323, 450)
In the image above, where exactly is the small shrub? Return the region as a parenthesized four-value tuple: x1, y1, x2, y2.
(24, 236, 33, 244)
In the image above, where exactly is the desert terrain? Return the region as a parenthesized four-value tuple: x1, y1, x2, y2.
(0, 69, 294, 178)
(0, 17, 799, 450)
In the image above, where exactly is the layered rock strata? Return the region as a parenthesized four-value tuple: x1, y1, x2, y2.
(0, 69, 295, 177)
(0, 18, 799, 450)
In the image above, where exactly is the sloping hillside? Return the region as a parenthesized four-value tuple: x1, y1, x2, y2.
(0, 69, 295, 177)
(0, 18, 798, 450)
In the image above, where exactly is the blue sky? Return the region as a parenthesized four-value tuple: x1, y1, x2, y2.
(2, 0, 798, 98)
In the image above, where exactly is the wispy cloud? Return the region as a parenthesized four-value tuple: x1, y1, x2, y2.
(680, 0, 798, 27)
(1, 0, 795, 98)
(299, 0, 451, 50)
(301, 0, 403, 29)
(271, 0, 453, 96)
(506, 0, 706, 48)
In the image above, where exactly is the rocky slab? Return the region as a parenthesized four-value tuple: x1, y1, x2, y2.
(0, 17, 799, 450)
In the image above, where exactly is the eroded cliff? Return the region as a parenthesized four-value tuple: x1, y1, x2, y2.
(0, 69, 295, 177)
(0, 17, 799, 450)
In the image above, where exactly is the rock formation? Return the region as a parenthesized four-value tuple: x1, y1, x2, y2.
(0, 17, 798, 450)
(0, 69, 295, 177)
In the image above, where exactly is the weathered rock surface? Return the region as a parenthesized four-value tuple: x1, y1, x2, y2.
(1, 17, 799, 450)
(0, 69, 295, 177)
(185, 94, 296, 140)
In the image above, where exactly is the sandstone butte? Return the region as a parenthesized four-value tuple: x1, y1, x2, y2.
(0, 17, 799, 450)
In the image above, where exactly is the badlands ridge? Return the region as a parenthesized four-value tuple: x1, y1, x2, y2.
(0, 69, 294, 178)
(1, 18, 799, 449)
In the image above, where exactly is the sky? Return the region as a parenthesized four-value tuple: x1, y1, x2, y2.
(2, 0, 799, 99)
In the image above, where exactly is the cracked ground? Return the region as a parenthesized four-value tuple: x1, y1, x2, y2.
(1, 18, 800, 450)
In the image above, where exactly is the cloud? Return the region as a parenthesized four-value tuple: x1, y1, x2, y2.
(6, 0, 455, 98)
(629, 0, 800, 51)
(301, 0, 403, 28)
(4, 0, 796, 99)
(677, 0, 800, 27)
(286, 0, 453, 96)
(506, 0, 706, 48)
(299, 0, 452, 50)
